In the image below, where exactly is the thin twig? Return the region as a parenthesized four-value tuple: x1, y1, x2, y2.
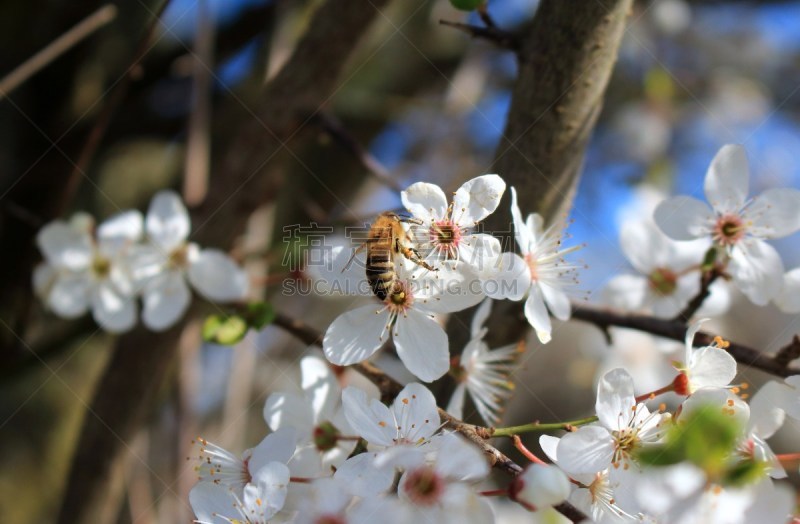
(673, 267, 723, 323)
(774, 335, 800, 370)
(183, 0, 215, 206)
(0, 5, 117, 100)
(312, 112, 404, 193)
(572, 304, 800, 378)
(438, 20, 520, 51)
(57, 0, 171, 216)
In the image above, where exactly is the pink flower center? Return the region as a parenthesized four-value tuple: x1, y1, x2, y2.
(524, 253, 539, 282)
(712, 214, 746, 247)
(430, 219, 462, 259)
(314, 516, 346, 524)
(384, 280, 414, 313)
(403, 466, 445, 506)
(648, 267, 678, 296)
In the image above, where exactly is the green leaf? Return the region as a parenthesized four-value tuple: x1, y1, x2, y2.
(202, 315, 225, 342)
(247, 301, 276, 330)
(723, 459, 767, 488)
(449, 0, 484, 11)
(215, 316, 248, 345)
(202, 314, 249, 346)
(701, 247, 718, 271)
(635, 404, 742, 476)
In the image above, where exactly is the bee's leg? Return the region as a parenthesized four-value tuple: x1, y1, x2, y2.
(342, 242, 367, 272)
(400, 216, 424, 226)
(400, 245, 437, 271)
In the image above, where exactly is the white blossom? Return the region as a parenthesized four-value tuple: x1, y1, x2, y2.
(192, 427, 296, 494)
(34, 210, 142, 333)
(603, 220, 729, 318)
(539, 434, 639, 523)
(131, 190, 248, 331)
(334, 382, 440, 496)
(322, 261, 483, 382)
(654, 144, 800, 305)
(263, 354, 355, 476)
(671, 320, 738, 396)
(401, 174, 505, 268)
(189, 462, 290, 524)
(556, 369, 669, 513)
(447, 298, 522, 425)
(393, 432, 493, 524)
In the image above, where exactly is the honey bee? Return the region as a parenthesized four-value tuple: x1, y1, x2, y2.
(345, 211, 436, 300)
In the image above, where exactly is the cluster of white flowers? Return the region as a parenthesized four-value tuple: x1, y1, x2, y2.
(33, 191, 248, 332)
(318, 174, 582, 383)
(606, 144, 800, 315)
(540, 357, 799, 523)
(33, 153, 800, 523)
(189, 354, 501, 524)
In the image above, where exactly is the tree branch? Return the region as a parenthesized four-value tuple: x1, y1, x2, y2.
(57, 3, 393, 522)
(672, 267, 723, 323)
(571, 304, 800, 378)
(489, 0, 634, 225)
(438, 20, 520, 51)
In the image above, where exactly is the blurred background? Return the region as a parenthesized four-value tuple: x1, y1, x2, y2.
(1, 0, 799, 522)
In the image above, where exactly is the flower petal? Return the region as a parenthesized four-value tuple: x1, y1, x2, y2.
(36, 221, 93, 270)
(619, 220, 659, 274)
(323, 306, 388, 366)
(334, 452, 395, 497)
(342, 386, 395, 447)
(401, 182, 448, 223)
(445, 384, 466, 420)
(263, 391, 314, 434)
(305, 237, 366, 297)
(481, 252, 530, 301)
(540, 281, 571, 321)
(510, 187, 534, 254)
(452, 174, 506, 226)
(596, 368, 636, 431)
(91, 283, 137, 333)
(458, 233, 501, 273)
(391, 382, 441, 442)
(97, 210, 143, 256)
(689, 347, 737, 390)
(516, 464, 571, 509)
(775, 267, 800, 313)
(470, 298, 492, 339)
(746, 187, 800, 239)
(654, 196, 713, 240)
(248, 426, 298, 474)
(47, 273, 91, 318)
(411, 261, 484, 314)
(188, 249, 248, 302)
(704, 144, 750, 214)
(141, 271, 191, 331)
(748, 381, 788, 438)
(301, 354, 340, 422)
(244, 462, 290, 517)
(433, 432, 489, 481)
(539, 434, 560, 463)
(146, 190, 190, 251)
(524, 286, 552, 344)
(729, 238, 784, 305)
(556, 425, 615, 474)
(393, 309, 449, 382)
(189, 481, 237, 524)
(602, 274, 648, 312)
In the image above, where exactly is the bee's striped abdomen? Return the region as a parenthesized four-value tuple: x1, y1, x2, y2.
(366, 245, 395, 300)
